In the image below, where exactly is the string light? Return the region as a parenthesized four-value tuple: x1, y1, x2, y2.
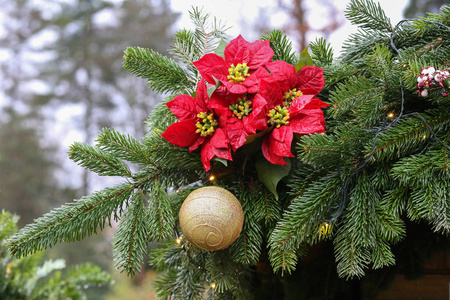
(326, 18, 450, 223)
(319, 222, 331, 237)
(210, 283, 217, 289)
(209, 175, 215, 181)
(174, 227, 182, 245)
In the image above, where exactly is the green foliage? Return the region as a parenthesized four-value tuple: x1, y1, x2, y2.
(309, 37, 334, 67)
(261, 30, 298, 65)
(0, 210, 111, 300)
(8, 2, 450, 298)
(123, 46, 195, 95)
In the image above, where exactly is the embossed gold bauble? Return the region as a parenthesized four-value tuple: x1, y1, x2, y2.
(179, 186, 244, 251)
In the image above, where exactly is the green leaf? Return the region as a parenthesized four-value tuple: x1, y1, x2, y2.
(207, 76, 221, 98)
(256, 158, 291, 199)
(295, 47, 314, 71)
(214, 39, 228, 58)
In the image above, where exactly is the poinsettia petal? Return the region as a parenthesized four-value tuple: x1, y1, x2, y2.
(166, 94, 198, 121)
(270, 126, 294, 157)
(188, 135, 205, 152)
(244, 94, 268, 133)
(258, 79, 283, 108)
(225, 35, 250, 66)
(243, 73, 260, 94)
(266, 60, 297, 92)
(161, 119, 198, 147)
(227, 117, 248, 151)
(223, 81, 248, 94)
(200, 128, 232, 171)
(209, 90, 229, 109)
(246, 39, 274, 69)
(303, 98, 329, 109)
(297, 66, 324, 95)
(262, 136, 289, 165)
(195, 79, 209, 112)
(289, 95, 315, 114)
(193, 53, 228, 85)
(289, 110, 326, 134)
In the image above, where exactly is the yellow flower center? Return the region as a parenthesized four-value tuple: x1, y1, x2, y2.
(227, 63, 250, 84)
(229, 96, 252, 119)
(267, 106, 290, 128)
(283, 88, 303, 107)
(195, 112, 218, 137)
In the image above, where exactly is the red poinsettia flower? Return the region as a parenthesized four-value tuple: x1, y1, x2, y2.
(261, 68, 328, 165)
(193, 35, 274, 94)
(209, 69, 280, 151)
(266, 60, 325, 101)
(161, 80, 232, 171)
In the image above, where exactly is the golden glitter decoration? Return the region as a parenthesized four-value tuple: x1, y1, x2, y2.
(179, 186, 244, 251)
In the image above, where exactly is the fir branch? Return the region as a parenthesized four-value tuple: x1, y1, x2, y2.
(230, 185, 264, 265)
(334, 234, 369, 279)
(8, 183, 135, 258)
(113, 190, 150, 277)
(189, 7, 229, 58)
(96, 127, 155, 166)
(372, 109, 450, 161)
(345, 0, 393, 33)
(261, 30, 298, 65)
(309, 37, 334, 67)
(269, 172, 341, 274)
(328, 75, 385, 120)
(148, 184, 175, 240)
(340, 29, 388, 63)
(169, 29, 202, 80)
(123, 46, 194, 95)
(69, 142, 132, 177)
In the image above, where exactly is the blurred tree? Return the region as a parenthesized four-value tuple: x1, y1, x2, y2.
(41, 0, 179, 194)
(0, 111, 76, 227)
(252, 0, 343, 52)
(404, 0, 448, 17)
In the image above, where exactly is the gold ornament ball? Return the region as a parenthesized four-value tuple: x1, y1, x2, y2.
(179, 186, 244, 251)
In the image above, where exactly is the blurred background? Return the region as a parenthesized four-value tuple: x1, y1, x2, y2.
(0, 0, 446, 298)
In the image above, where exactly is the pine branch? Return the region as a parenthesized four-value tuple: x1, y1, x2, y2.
(269, 172, 341, 274)
(169, 29, 201, 80)
(96, 127, 155, 166)
(309, 37, 334, 67)
(329, 75, 385, 121)
(147, 184, 175, 240)
(372, 109, 450, 161)
(230, 186, 264, 265)
(345, 0, 393, 33)
(113, 190, 150, 276)
(69, 142, 132, 177)
(261, 30, 298, 65)
(9, 183, 135, 258)
(188, 7, 229, 58)
(123, 46, 195, 95)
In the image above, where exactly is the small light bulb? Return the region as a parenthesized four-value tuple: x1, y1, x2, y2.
(210, 283, 216, 289)
(176, 237, 182, 244)
(319, 222, 331, 236)
(422, 135, 427, 140)
(209, 175, 215, 181)
(387, 112, 394, 118)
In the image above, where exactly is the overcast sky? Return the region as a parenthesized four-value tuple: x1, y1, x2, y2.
(169, 0, 409, 54)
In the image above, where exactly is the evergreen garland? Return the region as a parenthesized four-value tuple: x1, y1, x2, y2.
(8, 1, 450, 298)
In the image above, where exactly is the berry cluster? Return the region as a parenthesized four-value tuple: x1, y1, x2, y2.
(417, 66, 450, 97)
